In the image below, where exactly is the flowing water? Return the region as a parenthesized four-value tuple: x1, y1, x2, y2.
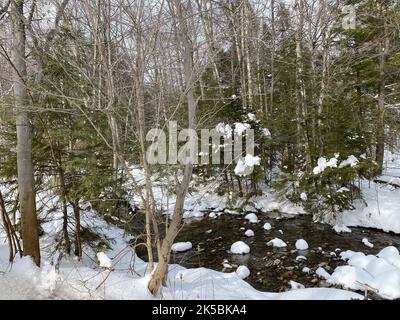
(167, 213, 400, 296)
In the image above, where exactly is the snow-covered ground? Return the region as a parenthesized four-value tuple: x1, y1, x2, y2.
(0, 209, 364, 300)
(327, 179, 400, 234)
(2, 148, 400, 300)
(127, 166, 305, 220)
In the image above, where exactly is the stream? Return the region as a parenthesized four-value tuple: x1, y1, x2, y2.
(167, 213, 400, 296)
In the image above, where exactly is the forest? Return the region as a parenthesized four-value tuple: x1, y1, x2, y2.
(1, 0, 400, 301)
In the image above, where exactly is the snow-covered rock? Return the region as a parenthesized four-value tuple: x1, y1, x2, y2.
(296, 255, 307, 261)
(245, 229, 255, 237)
(333, 225, 352, 233)
(263, 222, 272, 230)
(289, 280, 305, 290)
(171, 242, 193, 253)
(316, 267, 331, 280)
(244, 213, 259, 223)
(302, 267, 311, 273)
(362, 238, 374, 248)
(230, 241, 250, 255)
(295, 239, 309, 251)
(222, 259, 233, 269)
(236, 265, 251, 279)
(267, 238, 287, 248)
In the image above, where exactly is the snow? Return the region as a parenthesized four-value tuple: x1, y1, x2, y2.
(245, 229, 255, 237)
(262, 128, 271, 138)
(295, 239, 309, 251)
(234, 123, 251, 136)
(329, 180, 400, 234)
(0, 168, 383, 301)
(244, 213, 259, 223)
(313, 157, 338, 175)
(316, 267, 331, 280)
(289, 280, 305, 290)
(1, 246, 363, 300)
(362, 238, 374, 248)
(97, 252, 112, 268)
(333, 225, 352, 233)
(230, 241, 250, 255)
(263, 222, 272, 230)
(252, 195, 305, 216)
(236, 266, 251, 279)
(296, 256, 307, 261)
(171, 242, 193, 253)
(302, 267, 311, 273)
(377, 246, 400, 265)
(267, 238, 287, 248)
(328, 247, 400, 299)
(300, 192, 307, 201)
(222, 260, 233, 269)
(339, 155, 359, 168)
(234, 155, 261, 177)
(215, 123, 232, 138)
(0, 202, 364, 300)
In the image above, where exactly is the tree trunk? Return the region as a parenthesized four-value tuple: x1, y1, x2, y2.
(376, 13, 389, 175)
(148, 0, 197, 295)
(11, 0, 40, 267)
(72, 201, 82, 259)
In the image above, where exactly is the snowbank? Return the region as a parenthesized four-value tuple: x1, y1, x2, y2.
(329, 246, 400, 299)
(330, 181, 400, 234)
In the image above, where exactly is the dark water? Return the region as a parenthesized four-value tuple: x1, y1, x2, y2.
(170, 213, 400, 294)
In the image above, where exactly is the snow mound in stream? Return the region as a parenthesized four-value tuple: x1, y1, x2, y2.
(236, 266, 251, 279)
(267, 238, 287, 248)
(230, 241, 250, 255)
(244, 213, 259, 223)
(245, 229, 255, 237)
(295, 239, 309, 251)
(171, 242, 193, 253)
(263, 222, 272, 230)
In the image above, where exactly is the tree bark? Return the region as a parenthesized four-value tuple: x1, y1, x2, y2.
(11, 0, 40, 267)
(148, 0, 197, 295)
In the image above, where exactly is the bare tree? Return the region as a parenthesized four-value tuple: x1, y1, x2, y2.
(148, 0, 198, 294)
